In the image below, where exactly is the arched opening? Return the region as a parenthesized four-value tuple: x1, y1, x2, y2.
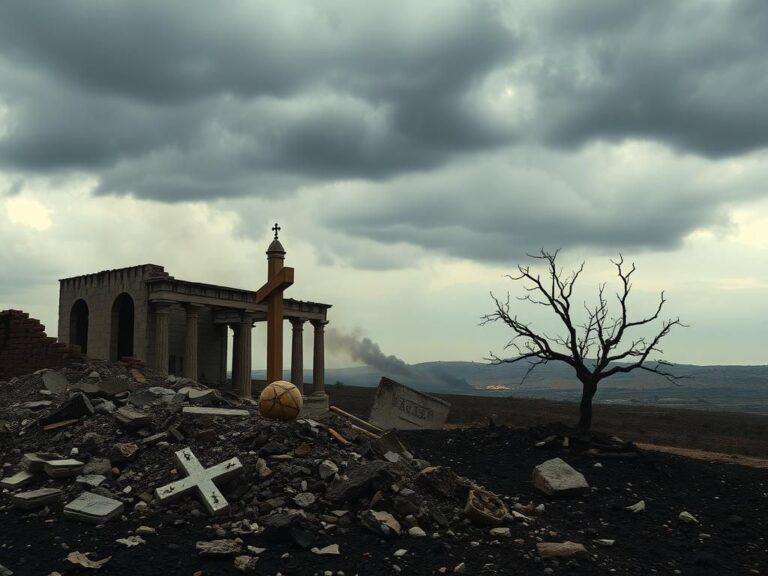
(110, 293, 135, 361)
(69, 299, 89, 354)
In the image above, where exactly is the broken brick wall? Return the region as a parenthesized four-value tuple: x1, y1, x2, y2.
(0, 309, 83, 380)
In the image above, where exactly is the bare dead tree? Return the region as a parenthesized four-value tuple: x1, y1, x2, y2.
(481, 249, 686, 433)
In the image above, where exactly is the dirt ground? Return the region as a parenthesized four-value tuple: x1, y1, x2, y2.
(1, 378, 766, 575)
(327, 385, 768, 458)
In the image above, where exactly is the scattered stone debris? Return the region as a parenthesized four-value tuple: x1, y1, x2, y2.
(311, 544, 340, 555)
(233, 555, 259, 571)
(2, 358, 763, 575)
(115, 535, 145, 547)
(196, 539, 243, 556)
(12, 487, 64, 510)
(537, 541, 590, 560)
(626, 499, 646, 513)
(63, 491, 124, 524)
(679, 510, 699, 524)
(0, 470, 34, 488)
(532, 457, 589, 496)
(65, 551, 111, 570)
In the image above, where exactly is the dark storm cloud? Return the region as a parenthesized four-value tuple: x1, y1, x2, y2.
(321, 147, 761, 265)
(520, 0, 768, 157)
(1, 0, 767, 265)
(0, 1, 517, 199)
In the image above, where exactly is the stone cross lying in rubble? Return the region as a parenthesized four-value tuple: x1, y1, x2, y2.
(154, 447, 243, 516)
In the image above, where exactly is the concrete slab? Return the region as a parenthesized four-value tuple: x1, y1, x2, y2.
(0, 470, 35, 488)
(64, 491, 124, 524)
(368, 377, 451, 430)
(182, 407, 250, 418)
(76, 474, 107, 488)
(21, 453, 61, 473)
(154, 447, 243, 516)
(42, 370, 69, 395)
(97, 378, 134, 398)
(12, 487, 64, 510)
(299, 394, 330, 421)
(113, 407, 151, 428)
(21, 400, 53, 410)
(44, 458, 85, 478)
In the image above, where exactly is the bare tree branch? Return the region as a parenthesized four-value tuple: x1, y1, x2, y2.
(482, 249, 687, 431)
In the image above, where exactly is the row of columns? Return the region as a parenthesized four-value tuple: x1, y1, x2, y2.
(228, 316, 326, 398)
(151, 301, 326, 399)
(153, 301, 204, 382)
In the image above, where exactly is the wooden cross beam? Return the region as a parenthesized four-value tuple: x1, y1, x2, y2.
(256, 227, 295, 383)
(154, 447, 243, 516)
(254, 267, 294, 304)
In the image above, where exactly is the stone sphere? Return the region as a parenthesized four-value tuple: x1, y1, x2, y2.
(259, 380, 303, 421)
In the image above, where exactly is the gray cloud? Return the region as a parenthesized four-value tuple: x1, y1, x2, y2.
(518, 0, 768, 157)
(321, 146, 765, 264)
(1, 0, 767, 266)
(0, 1, 516, 200)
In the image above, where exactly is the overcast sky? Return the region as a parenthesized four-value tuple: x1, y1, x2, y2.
(1, 0, 767, 369)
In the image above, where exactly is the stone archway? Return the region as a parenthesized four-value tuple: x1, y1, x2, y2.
(69, 299, 89, 354)
(110, 293, 135, 361)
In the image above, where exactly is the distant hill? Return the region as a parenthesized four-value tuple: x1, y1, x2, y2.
(252, 361, 768, 415)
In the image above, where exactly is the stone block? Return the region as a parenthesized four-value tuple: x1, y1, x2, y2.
(368, 377, 450, 430)
(44, 458, 85, 478)
(12, 488, 64, 510)
(182, 407, 250, 418)
(0, 470, 35, 488)
(114, 407, 152, 428)
(63, 491, 124, 524)
(532, 458, 589, 497)
(299, 393, 330, 421)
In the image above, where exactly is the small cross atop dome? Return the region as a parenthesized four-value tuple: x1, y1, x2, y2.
(267, 222, 286, 256)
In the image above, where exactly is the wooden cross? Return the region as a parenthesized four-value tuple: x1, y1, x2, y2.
(255, 224, 294, 383)
(154, 447, 243, 516)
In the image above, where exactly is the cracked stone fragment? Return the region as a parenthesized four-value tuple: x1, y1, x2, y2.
(0, 470, 35, 488)
(44, 458, 85, 478)
(532, 458, 589, 497)
(234, 555, 258, 572)
(537, 541, 589, 560)
(361, 509, 401, 536)
(196, 539, 243, 556)
(12, 488, 64, 510)
(310, 544, 340, 555)
(679, 511, 699, 524)
(326, 461, 389, 502)
(64, 491, 124, 524)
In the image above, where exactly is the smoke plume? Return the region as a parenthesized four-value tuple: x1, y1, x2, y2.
(326, 328, 413, 377)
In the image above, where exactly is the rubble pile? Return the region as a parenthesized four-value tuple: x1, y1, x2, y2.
(4, 362, 764, 575)
(0, 360, 528, 574)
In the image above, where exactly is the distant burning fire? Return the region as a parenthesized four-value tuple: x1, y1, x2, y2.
(483, 384, 510, 391)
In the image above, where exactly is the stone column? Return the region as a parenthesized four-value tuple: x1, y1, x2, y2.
(229, 324, 240, 392)
(311, 320, 328, 396)
(152, 301, 174, 375)
(219, 325, 229, 388)
(184, 304, 203, 381)
(234, 315, 254, 398)
(290, 318, 305, 393)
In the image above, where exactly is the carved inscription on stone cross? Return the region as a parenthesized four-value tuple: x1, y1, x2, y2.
(154, 447, 243, 516)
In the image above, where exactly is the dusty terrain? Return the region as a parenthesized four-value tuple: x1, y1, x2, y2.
(328, 385, 768, 458)
(1, 371, 766, 575)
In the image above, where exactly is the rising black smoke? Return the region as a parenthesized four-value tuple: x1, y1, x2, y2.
(326, 328, 413, 378)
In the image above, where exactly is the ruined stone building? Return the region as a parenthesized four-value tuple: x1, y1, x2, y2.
(57, 238, 331, 398)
